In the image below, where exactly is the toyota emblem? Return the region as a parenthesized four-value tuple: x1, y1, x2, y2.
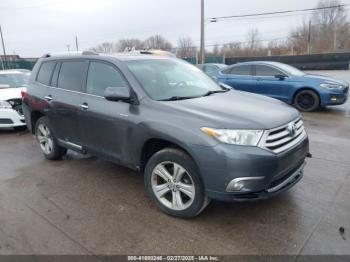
(287, 123, 297, 137)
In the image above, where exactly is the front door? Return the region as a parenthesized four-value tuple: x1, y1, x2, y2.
(253, 65, 292, 102)
(78, 60, 134, 162)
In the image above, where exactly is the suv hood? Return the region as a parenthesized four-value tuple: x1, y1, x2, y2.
(0, 87, 24, 100)
(304, 74, 348, 86)
(163, 90, 300, 130)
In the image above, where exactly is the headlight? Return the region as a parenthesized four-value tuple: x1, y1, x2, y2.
(0, 101, 12, 109)
(201, 127, 263, 146)
(320, 83, 342, 89)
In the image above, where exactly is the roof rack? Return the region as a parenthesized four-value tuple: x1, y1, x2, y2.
(41, 50, 99, 58)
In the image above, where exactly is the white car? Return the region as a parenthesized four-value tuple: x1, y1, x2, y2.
(0, 70, 30, 130)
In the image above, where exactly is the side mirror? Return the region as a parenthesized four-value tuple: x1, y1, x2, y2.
(104, 86, 131, 102)
(275, 74, 287, 80)
(0, 84, 10, 89)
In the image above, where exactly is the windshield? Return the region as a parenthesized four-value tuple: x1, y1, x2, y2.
(274, 63, 305, 77)
(0, 73, 30, 88)
(215, 64, 228, 69)
(127, 59, 224, 101)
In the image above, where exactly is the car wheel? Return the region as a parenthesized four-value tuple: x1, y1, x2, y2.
(35, 117, 67, 160)
(294, 90, 320, 112)
(144, 148, 210, 218)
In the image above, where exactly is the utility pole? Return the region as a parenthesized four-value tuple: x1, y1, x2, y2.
(307, 19, 312, 55)
(333, 24, 337, 51)
(0, 25, 7, 69)
(67, 44, 70, 53)
(199, 0, 205, 64)
(75, 35, 79, 51)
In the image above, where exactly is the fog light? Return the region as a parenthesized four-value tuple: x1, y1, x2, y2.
(226, 177, 264, 192)
(232, 181, 245, 191)
(331, 97, 337, 102)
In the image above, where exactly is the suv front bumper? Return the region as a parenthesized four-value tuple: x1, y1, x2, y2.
(191, 135, 309, 202)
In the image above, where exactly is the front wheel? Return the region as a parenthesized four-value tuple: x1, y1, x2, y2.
(294, 90, 320, 112)
(35, 117, 67, 160)
(144, 148, 210, 218)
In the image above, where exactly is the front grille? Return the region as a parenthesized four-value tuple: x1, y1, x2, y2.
(7, 98, 23, 115)
(0, 118, 14, 124)
(259, 118, 307, 154)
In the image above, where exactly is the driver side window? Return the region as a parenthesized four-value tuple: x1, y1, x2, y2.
(86, 62, 128, 97)
(255, 65, 282, 77)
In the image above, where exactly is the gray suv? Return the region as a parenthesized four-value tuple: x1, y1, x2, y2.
(22, 52, 309, 218)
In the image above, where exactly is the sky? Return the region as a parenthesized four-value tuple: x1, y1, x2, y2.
(0, 0, 347, 57)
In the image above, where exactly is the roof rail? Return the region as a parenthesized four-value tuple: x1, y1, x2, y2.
(41, 51, 99, 58)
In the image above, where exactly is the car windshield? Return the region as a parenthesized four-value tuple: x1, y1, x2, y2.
(215, 64, 228, 69)
(274, 63, 305, 77)
(0, 73, 30, 88)
(127, 59, 224, 101)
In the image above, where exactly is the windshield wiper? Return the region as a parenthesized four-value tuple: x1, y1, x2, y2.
(158, 96, 200, 101)
(202, 89, 229, 97)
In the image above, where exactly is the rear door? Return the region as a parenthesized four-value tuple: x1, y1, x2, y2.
(253, 65, 292, 102)
(50, 60, 88, 147)
(78, 60, 133, 162)
(219, 65, 256, 92)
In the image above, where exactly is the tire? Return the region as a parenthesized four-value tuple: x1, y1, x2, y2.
(294, 90, 320, 112)
(144, 148, 210, 218)
(35, 117, 67, 160)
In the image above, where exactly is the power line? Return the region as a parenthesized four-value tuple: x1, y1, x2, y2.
(209, 4, 350, 21)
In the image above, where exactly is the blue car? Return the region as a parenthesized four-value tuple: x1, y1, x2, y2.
(216, 61, 349, 111)
(197, 63, 228, 77)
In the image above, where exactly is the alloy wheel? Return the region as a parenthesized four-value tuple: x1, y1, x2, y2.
(297, 93, 315, 110)
(151, 161, 195, 211)
(37, 123, 53, 155)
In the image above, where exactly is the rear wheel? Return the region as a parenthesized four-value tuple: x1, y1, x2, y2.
(144, 148, 210, 218)
(294, 90, 320, 112)
(35, 117, 67, 160)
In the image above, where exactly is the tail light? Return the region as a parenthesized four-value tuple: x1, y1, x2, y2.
(21, 88, 28, 99)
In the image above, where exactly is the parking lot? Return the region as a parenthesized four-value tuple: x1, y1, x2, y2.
(0, 70, 349, 256)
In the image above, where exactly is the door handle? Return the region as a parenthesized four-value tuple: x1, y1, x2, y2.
(44, 95, 53, 101)
(79, 103, 89, 110)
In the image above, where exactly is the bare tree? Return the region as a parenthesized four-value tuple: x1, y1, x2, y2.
(221, 42, 243, 57)
(176, 37, 197, 57)
(90, 42, 118, 53)
(117, 38, 144, 52)
(311, 0, 350, 52)
(245, 28, 262, 56)
(143, 34, 173, 51)
(288, 20, 310, 54)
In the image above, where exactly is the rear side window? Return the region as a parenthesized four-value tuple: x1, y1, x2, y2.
(36, 61, 56, 85)
(255, 65, 282, 77)
(222, 65, 253, 76)
(228, 65, 252, 76)
(57, 61, 86, 92)
(86, 62, 128, 97)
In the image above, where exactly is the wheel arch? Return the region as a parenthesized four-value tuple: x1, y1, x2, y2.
(139, 138, 197, 173)
(292, 87, 321, 105)
(30, 111, 46, 134)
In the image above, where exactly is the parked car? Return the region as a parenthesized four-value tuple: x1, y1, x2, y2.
(0, 70, 30, 130)
(23, 52, 309, 218)
(217, 61, 349, 112)
(197, 63, 228, 77)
